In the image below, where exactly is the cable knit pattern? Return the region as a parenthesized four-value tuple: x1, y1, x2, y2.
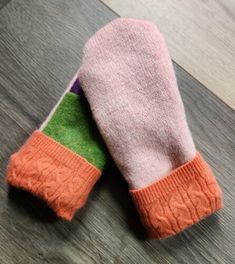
(78, 18, 223, 238)
(6, 131, 101, 220)
(130, 153, 223, 239)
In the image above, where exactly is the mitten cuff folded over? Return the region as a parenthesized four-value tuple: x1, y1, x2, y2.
(6, 131, 101, 220)
(130, 153, 223, 239)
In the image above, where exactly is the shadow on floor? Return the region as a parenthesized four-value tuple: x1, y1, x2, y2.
(96, 164, 148, 240)
(7, 186, 58, 222)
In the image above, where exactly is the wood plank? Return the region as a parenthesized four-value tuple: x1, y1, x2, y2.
(0, 0, 10, 10)
(102, 0, 235, 110)
(0, 0, 234, 263)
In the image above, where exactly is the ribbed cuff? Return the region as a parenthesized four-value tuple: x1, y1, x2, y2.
(6, 131, 101, 220)
(130, 153, 223, 239)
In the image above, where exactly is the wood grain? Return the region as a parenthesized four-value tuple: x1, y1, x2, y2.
(0, 0, 10, 10)
(0, 0, 234, 263)
(102, 0, 235, 110)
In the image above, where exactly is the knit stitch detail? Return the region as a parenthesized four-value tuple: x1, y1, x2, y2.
(130, 153, 223, 239)
(6, 131, 101, 220)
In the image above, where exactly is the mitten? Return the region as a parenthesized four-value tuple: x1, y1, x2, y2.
(6, 75, 108, 220)
(78, 18, 223, 239)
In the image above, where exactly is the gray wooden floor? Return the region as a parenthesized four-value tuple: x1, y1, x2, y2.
(0, 1, 234, 263)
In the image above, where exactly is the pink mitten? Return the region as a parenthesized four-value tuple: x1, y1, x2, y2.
(79, 18, 223, 239)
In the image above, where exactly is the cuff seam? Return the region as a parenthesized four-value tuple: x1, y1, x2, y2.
(21, 131, 101, 177)
(130, 153, 214, 205)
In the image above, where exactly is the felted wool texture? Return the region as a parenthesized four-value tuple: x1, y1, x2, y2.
(79, 19, 223, 239)
(43, 92, 107, 170)
(5, 75, 108, 220)
(78, 18, 196, 190)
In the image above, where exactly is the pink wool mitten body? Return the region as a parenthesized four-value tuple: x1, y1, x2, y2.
(79, 18, 223, 239)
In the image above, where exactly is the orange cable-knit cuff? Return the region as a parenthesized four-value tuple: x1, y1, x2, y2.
(130, 153, 223, 239)
(6, 131, 101, 221)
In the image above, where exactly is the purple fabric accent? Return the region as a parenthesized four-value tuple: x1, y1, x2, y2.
(70, 79, 83, 95)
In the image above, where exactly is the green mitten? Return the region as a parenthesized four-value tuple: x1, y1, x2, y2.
(6, 75, 108, 220)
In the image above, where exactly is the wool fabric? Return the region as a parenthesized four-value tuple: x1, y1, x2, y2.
(6, 75, 108, 220)
(43, 92, 107, 169)
(79, 18, 223, 239)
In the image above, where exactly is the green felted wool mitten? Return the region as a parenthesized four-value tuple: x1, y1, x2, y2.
(6, 75, 108, 220)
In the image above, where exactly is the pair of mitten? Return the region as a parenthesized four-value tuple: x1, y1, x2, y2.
(6, 18, 222, 239)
